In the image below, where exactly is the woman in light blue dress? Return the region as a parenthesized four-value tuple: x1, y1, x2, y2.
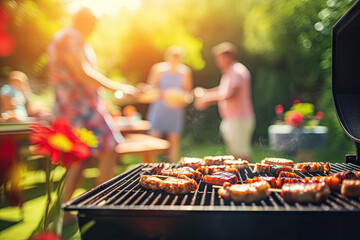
(147, 46, 193, 162)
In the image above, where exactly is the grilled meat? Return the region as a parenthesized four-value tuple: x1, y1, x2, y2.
(223, 159, 250, 170)
(161, 175, 198, 194)
(197, 165, 239, 175)
(245, 176, 277, 188)
(202, 155, 235, 166)
(148, 162, 171, 174)
(295, 162, 331, 173)
(281, 182, 330, 203)
(139, 175, 164, 191)
(203, 172, 238, 186)
(218, 181, 270, 203)
(252, 163, 271, 174)
(329, 170, 360, 181)
(304, 175, 342, 191)
(341, 179, 360, 198)
(253, 163, 293, 176)
(159, 167, 203, 181)
(261, 158, 294, 167)
(179, 157, 203, 169)
(140, 175, 198, 194)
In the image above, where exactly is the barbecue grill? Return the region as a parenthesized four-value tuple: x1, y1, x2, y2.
(63, 2, 360, 239)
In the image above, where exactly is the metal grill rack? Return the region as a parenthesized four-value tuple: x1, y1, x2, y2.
(63, 163, 360, 240)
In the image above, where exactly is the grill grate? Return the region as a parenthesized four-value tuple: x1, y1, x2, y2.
(63, 163, 360, 212)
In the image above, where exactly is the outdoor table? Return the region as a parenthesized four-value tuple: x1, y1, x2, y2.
(115, 133, 170, 163)
(116, 119, 151, 135)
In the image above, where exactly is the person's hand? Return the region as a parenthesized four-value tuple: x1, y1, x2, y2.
(193, 87, 208, 110)
(194, 96, 208, 110)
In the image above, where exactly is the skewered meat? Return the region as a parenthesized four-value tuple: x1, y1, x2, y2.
(161, 175, 198, 194)
(304, 175, 342, 191)
(271, 165, 293, 176)
(159, 167, 203, 181)
(203, 155, 235, 166)
(278, 171, 298, 179)
(148, 162, 171, 173)
(281, 182, 330, 203)
(203, 172, 238, 186)
(224, 159, 250, 170)
(329, 170, 360, 180)
(218, 181, 270, 203)
(261, 158, 294, 167)
(277, 177, 305, 188)
(295, 162, 331, 173)
(252, 163, 293, 176)
(252, 163, 270, 174)
(139, 175, 198, 194)
(139, 175, 164, 191)
(245, 176, 277, 188)
(341, 179, 360, 198)
(197, 165, 239, 175)
(179, 157, 203, 169)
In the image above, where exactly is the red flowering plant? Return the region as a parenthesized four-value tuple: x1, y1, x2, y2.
(29, 118, 97, 238)
(274, 100, 324, 128)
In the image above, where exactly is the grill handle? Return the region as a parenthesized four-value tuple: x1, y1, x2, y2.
(345, 142, 360, 165)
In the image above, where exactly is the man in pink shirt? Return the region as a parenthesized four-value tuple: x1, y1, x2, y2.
(194, 42, 255, 160)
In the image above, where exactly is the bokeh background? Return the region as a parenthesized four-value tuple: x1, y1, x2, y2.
(0, 0, 358, 239)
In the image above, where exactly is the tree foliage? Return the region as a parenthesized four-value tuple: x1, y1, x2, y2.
(0, 0, 357, 159)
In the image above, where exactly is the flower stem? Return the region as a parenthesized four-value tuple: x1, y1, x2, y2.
(44, 159, 52, 229)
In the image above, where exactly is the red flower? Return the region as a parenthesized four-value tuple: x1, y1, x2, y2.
(30, 118, 90, 168)
(285, 111, 304, 127)
(30, 230, 61, 240)
(293, 99, 301, 105)
(275, 104, 284, 115)
(316, 111, 324, 120)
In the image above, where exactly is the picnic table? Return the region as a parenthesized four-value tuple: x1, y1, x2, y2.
(115, 133, 170, 163)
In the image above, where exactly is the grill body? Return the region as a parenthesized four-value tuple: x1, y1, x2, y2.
(64, 163, 360, 239)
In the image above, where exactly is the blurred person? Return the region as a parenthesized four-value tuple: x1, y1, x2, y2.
(1, 71, 31, 121)
(194, 42, 255, 161)
(146, 46, 193, 163)
(47, 7, 138, 223)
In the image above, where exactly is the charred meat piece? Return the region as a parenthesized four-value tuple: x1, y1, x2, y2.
(203, 172, 238, 186)
(202, 155, 235, 166)
(295, 162, 331, 173)
(148, 162, 171, 174)
(179, 157, 203, 169)
(218, 181, 270, 203)
(304, 175, 342, 191)
(160, 175, 198, 194)
(281, 182, 330, 203)
(261, 158, 294, 167)
(270, 165, 293, 176)
(245, 176, 277, 188)
(278, 171, 298, 179)
(223, 159, 250, 170)
(276, 177, 305, 188)
(252, 164, 293, 176)
(329, 170, 360, 181)
(197, 165, 239, 175)
(139, 175, 164, 191)
(158, 167, 203, 181)
(252, 163, 271, 174)
(341, 179, 360, 198)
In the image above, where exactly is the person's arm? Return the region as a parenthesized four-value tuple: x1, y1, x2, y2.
(183, 67, 193, 93)
(62, 49, 137, 95)
(1, 94, 15, 112)
(147, 64, 161, 87)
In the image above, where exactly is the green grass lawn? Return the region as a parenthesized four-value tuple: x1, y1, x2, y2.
(0, 138, 347, 240)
